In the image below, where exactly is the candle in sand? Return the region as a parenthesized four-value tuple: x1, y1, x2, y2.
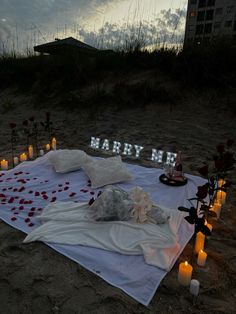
(46, 143, 50, 151)
(194, 232, 205, 254)
(51, 137, 56, 150)
(28, 145, 34, 159)
(20, 153, 27, 162)
(197, 249, 207, 267)
(178, 261, 193, 286)
(1, 159, 8, 170)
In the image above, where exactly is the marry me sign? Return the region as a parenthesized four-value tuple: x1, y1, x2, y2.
(89, 137, 177, 166)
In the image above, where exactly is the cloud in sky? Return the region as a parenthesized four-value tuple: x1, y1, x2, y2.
(0, 0, 186, 54)
(79, 8, 187, 50)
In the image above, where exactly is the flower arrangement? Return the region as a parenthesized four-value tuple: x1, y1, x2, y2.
(9, 112, 56, 166)
(178, 140, 234, 262)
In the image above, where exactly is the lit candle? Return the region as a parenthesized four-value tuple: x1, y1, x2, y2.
(40, 149, 44, 156)
(46, 143, 50, 151)
(206, 222, 213, 233)
(216, 190, 226, 205)
(213, 201, 222, 220)
(1, 159, 8, 170)
(190, 279, 200, 296)
(28, 145, 34, 159)
(20, 153, 27, 162)
(194, 232, 205, 254)
(218, 179, 225, 188)
(178, 261, 193, 286)
(51, 137, 56, 150)
(13, 157, 19, 166)
(197, 249, 207, 267)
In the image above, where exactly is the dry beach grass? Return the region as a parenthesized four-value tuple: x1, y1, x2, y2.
(0, 49, 236, 313)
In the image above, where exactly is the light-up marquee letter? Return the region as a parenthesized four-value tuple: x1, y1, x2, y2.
(166, 152, 177, 166)
(90, 137, 100, 149)
(123, 143, 133, 156)
(101, 139, 110, 151)
(151, 149, 164, 163)
(134, 145, 144, 158)
(112, 141, 121, 154)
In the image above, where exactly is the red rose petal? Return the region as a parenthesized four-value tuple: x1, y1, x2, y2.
(26, 172, 30, 175)
(19, 206, 24, 210)
(11, 217, 17, 221)
(58, 184, 63, 187)
(37, 208, 42, 211)
(0, 193, 6, 197)
(2, 188, 7, 191)
(90, 191, 95, 195)
(28, 200, 33, 204)
(52, 191, 57, 194)
(19, 199, 24, 204)
(8, 197, 14, 203)
(45, 180, 49, 183)
(13, 188, 18, 192)
(64, 186, 69, 191)
(65, 182, 70, 185)
(25, 218, 30, 223)
(69, 192, 76, 197)
(14, 212, 19, 215)
(8, 187, 13, 190)
(2, 198, 6, 202)
(83, 190, 88, 193)
(43, 195, 48, 200)
(11, 207, 16, 211)
(80, 189, 84, 192)
(30, 207, 36, 211)
(58, 189, 62, 192)
(28, 223, 34, 227)
(41, 191, 46, 194)
(51, 197, 57, 202)
(28, 212, 34, 217)
(29, 190, 33, 194)
(35, 192, 40, 196)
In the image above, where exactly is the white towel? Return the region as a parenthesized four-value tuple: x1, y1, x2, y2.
(24, 201, 183, 270)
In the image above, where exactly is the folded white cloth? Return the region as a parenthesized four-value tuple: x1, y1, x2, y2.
(24, 201, 183, 270)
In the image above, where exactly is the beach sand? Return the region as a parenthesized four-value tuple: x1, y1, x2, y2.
(0, 87, 236, 314)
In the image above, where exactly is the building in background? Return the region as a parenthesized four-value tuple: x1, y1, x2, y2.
(184, 0, 236, 46)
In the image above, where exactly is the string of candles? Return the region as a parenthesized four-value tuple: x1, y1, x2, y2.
(0, 137, 57, 170)
(178, 179, 228, 296)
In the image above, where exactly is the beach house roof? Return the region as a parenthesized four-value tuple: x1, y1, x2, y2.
(34, 37, 99, 55)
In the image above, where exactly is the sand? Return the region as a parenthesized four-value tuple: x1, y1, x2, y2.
(0, 87, 236, 314)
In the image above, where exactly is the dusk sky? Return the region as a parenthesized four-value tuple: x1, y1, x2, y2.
(0, 0, 187, 54)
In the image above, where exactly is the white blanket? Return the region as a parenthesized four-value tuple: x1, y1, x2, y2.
(0, 152, 206, 306)
(24, 201, 183, 270)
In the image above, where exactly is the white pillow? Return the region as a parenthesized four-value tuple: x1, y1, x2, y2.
(82, 155, 133, 189)
(49, 149, 89, 173)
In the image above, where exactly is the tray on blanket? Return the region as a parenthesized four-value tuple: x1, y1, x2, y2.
(159, 174, 188, 186)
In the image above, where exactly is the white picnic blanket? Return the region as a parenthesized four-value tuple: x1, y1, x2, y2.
(0, 152, 205, 306)
(24, 201, 183, 270)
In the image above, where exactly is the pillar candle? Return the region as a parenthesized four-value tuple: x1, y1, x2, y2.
(1, 159, 8, 170)
(178, 261, 193, 286)
(20, 153, 27, 162)
(190, 279, 200, 296)
(197, 249, 207, 267)
(13, 157, 19, 166)
(194, 232, 205, 254)
(216, 190, 226, 205)
(28, 145, 34, 159)
(51, 137, 56, 150)
(206, 222, 213, 233)
(218, 179, 225, 188)
(40, 149, 44, 156)
(46, 143, 50, 151)
(213, 201, 222, 220)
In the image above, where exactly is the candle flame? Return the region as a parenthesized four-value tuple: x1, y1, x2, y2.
(184, 261, 188, 266)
